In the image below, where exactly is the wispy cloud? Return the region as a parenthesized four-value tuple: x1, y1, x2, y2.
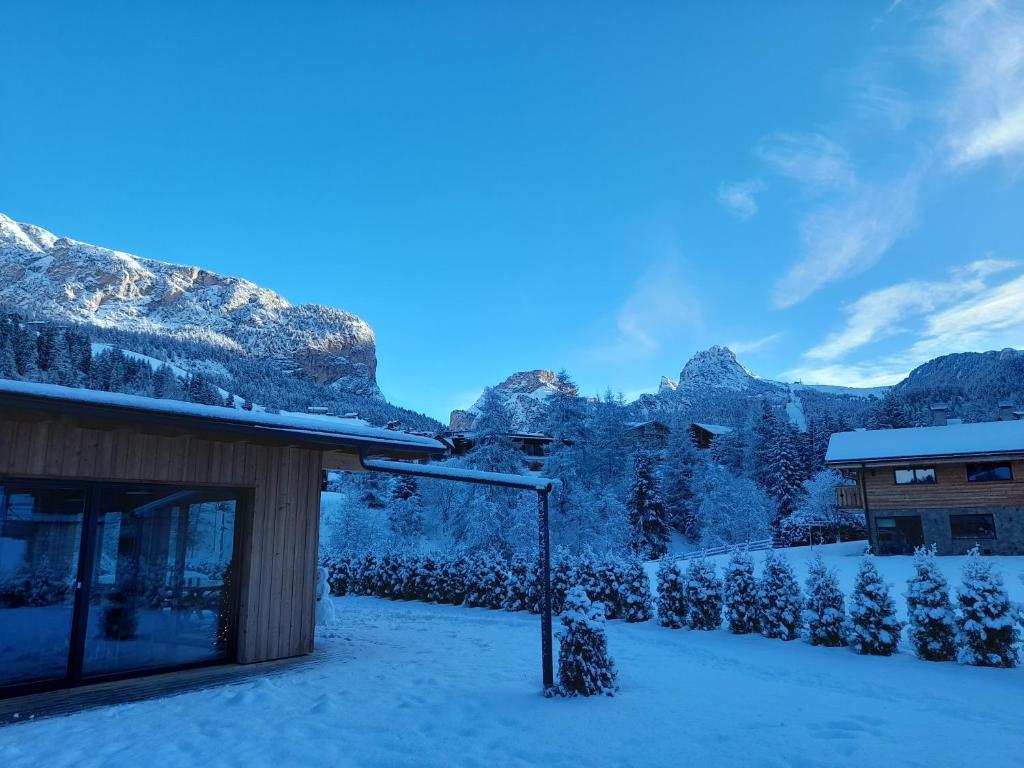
(727, 332, 784, 355)
(717, 179, 765, 220)
(587, 257, 702, 363)
(805, 259, 1016, 360)
(784, 258, 1024, 386)
(771, 170, 921, 308)
(754, 133, 857, 189)
(937, 0, 1024, 168)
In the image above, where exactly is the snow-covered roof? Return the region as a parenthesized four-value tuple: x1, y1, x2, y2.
(0, 379, 446, 455)
(626, 420, 669, 431)
(691, 423, 734, 435)
(826, 419, 1024, 465)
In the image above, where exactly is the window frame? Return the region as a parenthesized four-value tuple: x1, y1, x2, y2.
(949, 513, 997, 540)
(964, 462, 1014, 483)
(893, 467, 937, 485)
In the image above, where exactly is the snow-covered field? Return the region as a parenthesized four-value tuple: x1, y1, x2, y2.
(2, 560, 1023, 768)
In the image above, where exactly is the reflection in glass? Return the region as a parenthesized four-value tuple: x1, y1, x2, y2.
(0, 486, 85, 687)
(83, 487, 237, 677)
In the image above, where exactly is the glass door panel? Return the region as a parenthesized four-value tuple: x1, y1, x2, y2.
(0, 484, 85, 687)
(82, 486, 238, 678)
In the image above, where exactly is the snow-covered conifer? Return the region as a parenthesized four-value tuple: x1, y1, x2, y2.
(722, 550, 759, 634)
(757, 550, 802, 640)
(955, 548, 1019, 668)
(655, 560, 687, 629)
(683, 558, 722, 630)
(551, 551, 577, 614)
(594, 558, 626, 619)
(848, 556, 902, 656)
(802, 555, 846, 647)
(905, 546, 956, 661)
(502, 553, 534, 612)
(618, 559, 653, 623)
(552, 586, 618, 698)
(626, 452, 669, 560)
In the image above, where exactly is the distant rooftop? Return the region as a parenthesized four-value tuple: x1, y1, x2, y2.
(692, 423, 734, 435)
(0, 379, 446, 455)
(826, 419, 1024, 465)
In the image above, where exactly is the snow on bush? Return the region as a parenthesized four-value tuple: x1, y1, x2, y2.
(655, 560, 687, 629)
(594, 558, 626, 619)
(502, 553, 535, 612)
(905, 546, 956, 662)
(848, 556, 902, 656)
(550, 551, 577, 615)
(723, 550, 759, 634)
(955, 548, 1020, 668)
(802, 554, 846, 647)
(552, 586, 618, 698)
(464, 552, 507, 609)
(618, 559, 652, 623)
(683, 558, 722, 630)
(757, 550, 802, 641)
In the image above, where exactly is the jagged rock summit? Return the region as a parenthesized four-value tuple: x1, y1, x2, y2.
(0, 212, 379, 394)
(449, 369, 576, 431)
(677, 345, 759, 391)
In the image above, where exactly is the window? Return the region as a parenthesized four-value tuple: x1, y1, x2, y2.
(950, 514, 996, 539)
(965, 462, 1013, 482)
(894, 467, 936, 485)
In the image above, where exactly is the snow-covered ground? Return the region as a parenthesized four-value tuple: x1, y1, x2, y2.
(2, 574, 1023, 767)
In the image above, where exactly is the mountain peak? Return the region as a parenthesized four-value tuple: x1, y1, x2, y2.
(678, 345, 757, 390)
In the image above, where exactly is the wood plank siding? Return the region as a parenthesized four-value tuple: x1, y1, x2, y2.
(861, 460, 1024, 510)
(0, 413, 322, 665)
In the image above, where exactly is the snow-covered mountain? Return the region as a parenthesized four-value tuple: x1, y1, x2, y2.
(0, 212, 379, 395)
(449, 369, 577, 432)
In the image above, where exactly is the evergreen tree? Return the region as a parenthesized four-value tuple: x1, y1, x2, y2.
(10, 319, 37, 377)
(802, 555, 847, 647)
(594, 558, 626, 619)
(550, 550, 577, 615)
(626, 452, 669, 560)
(757, 550, 803, 640)
(552, 586, 618, 698)
(617, 559, 652, 623)
(905, 546, 956, 662)
(955, 548, 1019, 668)
(502, 553, 534, 612)
(683, 558, 723, 630)
(662, 426, 702, 540)
(848, 556, 902, 656)
(655, 560, 687, 628)
(0, 333, 17, 378)
(152, 364, 180, 399)
(723, 550, 759, 634)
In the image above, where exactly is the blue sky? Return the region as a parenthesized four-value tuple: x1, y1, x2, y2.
(2, 1, 1022, 422)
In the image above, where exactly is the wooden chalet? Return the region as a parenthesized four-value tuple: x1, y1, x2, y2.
(826, 407, 1024, 555)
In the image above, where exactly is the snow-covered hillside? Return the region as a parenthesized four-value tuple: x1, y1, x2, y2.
(0, 212, 379, 395)
(449, 369, 577, 431)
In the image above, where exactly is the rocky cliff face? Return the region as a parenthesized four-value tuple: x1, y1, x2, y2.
(449, 369, 577, 432)
(0, 213, 379, 395)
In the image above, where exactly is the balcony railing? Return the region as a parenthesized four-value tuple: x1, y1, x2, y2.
(835, 485, 863, 510)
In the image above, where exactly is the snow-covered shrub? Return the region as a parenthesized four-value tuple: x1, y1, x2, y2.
(683, 558, 722, 630)
(905, 546, 956, 662)
(757, 550, 802, 641)
(412, 555, 440, 602)
(692, 463, 774, 549)
(464, 552, 507, 609)
(955, 548, 1019, 668)
(551, 551, 577, 615)
(435, 558, 467, 605)
(320, 555, 352, 597)
(848, 556, 902, 656)
(723, 550, 758, 634)
(594, 558, 626, 619)
(552, 586, 618, 698)
(655, 560, 687, 629)
(353, 552, 377, 596)
(618, 559, 652, 623)
(802, 555, 846, 647)
(574, 549, 600, 602)
(502, 553, 535, 612)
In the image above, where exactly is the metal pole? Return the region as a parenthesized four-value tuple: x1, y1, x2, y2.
(538, 488, 554, 692)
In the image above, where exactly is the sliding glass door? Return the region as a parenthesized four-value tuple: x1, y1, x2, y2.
(0, 484, 86, 688)
(0, 480, 242, 696)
